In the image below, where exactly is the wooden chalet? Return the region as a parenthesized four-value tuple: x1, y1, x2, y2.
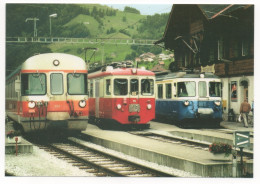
(155, 4, 254, 119)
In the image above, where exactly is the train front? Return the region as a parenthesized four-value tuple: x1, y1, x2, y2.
(176, 75, 223, 126)
(18, 53, 88, 132)
(89, 67, 155, 129)
(112, 68, 155, 128)
(156, 72, 223, 127)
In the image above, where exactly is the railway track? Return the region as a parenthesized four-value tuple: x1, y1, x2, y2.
(36, 138, 175, 177)
(128, 131, 253, 159)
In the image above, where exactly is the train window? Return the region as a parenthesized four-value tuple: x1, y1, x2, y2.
(177, 82, 195, 97)
(166, 83, 172, 99)
(198, 81, 207, 97)
(67, 73, 87, 95)
(90, 80, 94, 97)
(141, 79, 154, 96)
(209, 82, 222, 97)
(51, 73, 63, 95)
(130, 79, 138, 96)
(21, 73, 46, 95)
(157, 84, 163, 99)
(106, 79, 111, 95)
(114, 79, 128, 96)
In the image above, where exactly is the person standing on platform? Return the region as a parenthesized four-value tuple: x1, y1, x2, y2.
(240, 99, 251, 128)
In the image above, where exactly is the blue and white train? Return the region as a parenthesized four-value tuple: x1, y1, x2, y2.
(155, 71, 223, 127)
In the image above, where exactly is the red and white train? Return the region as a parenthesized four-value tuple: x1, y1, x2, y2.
(88, 66, 155, 129)
(5, 53, 89, 133)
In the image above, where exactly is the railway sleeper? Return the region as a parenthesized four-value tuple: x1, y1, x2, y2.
(95, 172, 109, 177)
(110, 166, 135, 171)
(128, 173, 154, 177)
(72, 163, 85, 166)
(99, 163, 125, 168)
(118, 170, 145, 175)
(79, 166, 92, 169)
(89, 158, 112, 162)
(95, 161, 117, 165)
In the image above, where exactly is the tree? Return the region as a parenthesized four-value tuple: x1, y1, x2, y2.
(124, 6, 140, 14)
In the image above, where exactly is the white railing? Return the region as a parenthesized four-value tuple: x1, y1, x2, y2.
(6, 37, 158, 46)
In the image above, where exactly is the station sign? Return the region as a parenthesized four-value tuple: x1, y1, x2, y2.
(233, 131, 250, 148)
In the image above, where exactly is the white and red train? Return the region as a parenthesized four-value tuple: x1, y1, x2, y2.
(5, 53, 89, 133)
(88, 66, 155, 129)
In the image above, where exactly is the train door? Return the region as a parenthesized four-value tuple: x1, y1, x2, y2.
(95, 79, 100, 118)
(129, 77, 140, 114)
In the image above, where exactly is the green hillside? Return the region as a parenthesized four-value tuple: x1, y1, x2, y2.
(6, 4, 170, 76)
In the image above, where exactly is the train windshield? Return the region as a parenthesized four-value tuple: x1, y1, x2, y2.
(51, 73, 63, 95)
(141, 79, 154, 96)
(209, 82, 222, 97)
(21, 73, 46, 95)
(198, 81, 207, 97)
(177, 82, 195, 97)
(67, 73, 87, 95)
(130, 79, 139, 96)
(114, 79, 128, 95)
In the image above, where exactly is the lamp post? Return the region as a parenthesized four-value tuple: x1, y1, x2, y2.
(25, 17, 39, 38)
(49, 13, 57, 37)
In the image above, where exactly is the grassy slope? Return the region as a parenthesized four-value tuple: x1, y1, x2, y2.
(48, 5, 169, 68)
(48, 43, 132, 64)
(49, 6, 146, 63)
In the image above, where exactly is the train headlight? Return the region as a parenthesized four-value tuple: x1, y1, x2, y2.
(147, 104, 152, 110)
(132, 68, 137, 74)
(53, 59, 60, 66)
(116, 104, 122, 110)
(28, 101, 36, 109)
(79, 100, 86, 108)
(183, 100, 189, 106)
(214, 101, 221, 106)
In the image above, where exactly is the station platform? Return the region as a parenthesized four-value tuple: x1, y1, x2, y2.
(82, 121, 253, 177)
(5, 121, 33, 154)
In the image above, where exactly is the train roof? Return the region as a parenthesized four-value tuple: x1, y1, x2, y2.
(88, 67, 154, 79)
(21, 53, 86, 71)
(6, 53, 87, 81)
(156, 71, 220, 81)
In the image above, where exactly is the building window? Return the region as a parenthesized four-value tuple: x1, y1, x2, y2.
(218, 38, 224, 60)
(209, 48, 215, 63)
(231, 81, 237, 102)
(242, 39, 249, 56)
(184, 53, 188, 67)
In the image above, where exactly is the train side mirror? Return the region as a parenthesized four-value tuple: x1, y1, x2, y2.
(15, 80, 21, 92)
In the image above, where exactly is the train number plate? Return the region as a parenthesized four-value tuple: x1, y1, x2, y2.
(129, 104, 140, 112)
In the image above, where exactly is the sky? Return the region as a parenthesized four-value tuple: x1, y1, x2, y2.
(104, 4, 172, 15)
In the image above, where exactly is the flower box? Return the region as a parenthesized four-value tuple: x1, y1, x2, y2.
(209, 142, 232, 157)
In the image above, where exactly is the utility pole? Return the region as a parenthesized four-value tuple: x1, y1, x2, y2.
(25, 18, 39, 38)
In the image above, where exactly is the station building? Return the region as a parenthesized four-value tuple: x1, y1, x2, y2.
(155, 4, 254, 120)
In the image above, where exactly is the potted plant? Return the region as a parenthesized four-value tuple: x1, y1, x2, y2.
(6, 130, 22, 143)
(209, 142, 233, 157)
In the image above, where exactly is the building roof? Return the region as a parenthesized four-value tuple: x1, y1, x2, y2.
(155, 4, 252, 45)
(199, 4, 247, 19)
